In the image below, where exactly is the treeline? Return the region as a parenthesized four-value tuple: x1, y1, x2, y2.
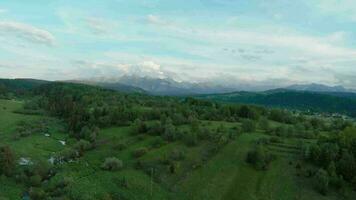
(199, 90, 356, 117)
(0, 78, 48, 99)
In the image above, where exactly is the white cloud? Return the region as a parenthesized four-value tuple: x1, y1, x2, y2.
(146, 15, 170, 26)
(0, 21, 55, 46)
(70, 59, 167, 80)
(309, 0, 356, 22)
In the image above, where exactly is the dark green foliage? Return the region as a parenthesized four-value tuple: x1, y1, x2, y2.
(305, 126, 356, 188)
(314, 169, 329, 195)
(184, 130, 198, 146)
(162, 118, 179, 141)
(0, 146, 15, 176)
(73, 140, 92, 156)
(131, 119, 148, 135)
(101, 157, 124, 171)
(150, 137, 165, 148)
(198, 90, 356, 117)
(169, 148, 186, 161)
(29, 187, 47, 200)
(242, 119, 256, 133)
(133, 147, 148, 158)
(246, 145, 274, 170)
(238, 105, 259, 120)
(258, 117, 270, 131)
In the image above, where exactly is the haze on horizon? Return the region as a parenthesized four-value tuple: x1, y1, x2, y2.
(1, 0, 356, 89)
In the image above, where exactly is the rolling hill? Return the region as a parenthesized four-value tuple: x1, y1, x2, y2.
(198, 89, 356, 117)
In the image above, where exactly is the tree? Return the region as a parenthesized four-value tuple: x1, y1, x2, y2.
(131, 119, 148, 135)
(314, 169, 329, 195)
(242, 120, 256, 133)
(0, 146, 15, 176)
(259, 117, 270, 131)
(184, 131, 198, 146)
(337, 151, 356, 182)
(246, 145, 274, 170)
(163, 118, 178, 141)
(238, 105, 258, 119)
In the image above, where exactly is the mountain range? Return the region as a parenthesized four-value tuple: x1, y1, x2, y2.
(77, 76, 356, 96)
(2, 78, 356, 117)
(286, 83, 356, 93)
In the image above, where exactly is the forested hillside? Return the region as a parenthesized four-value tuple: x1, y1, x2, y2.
(0, 81, 356, 200)
(199, 89, 356, 117)
(0, 79, 48, 98)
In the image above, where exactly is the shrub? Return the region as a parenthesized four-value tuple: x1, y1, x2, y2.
(169, 148, 186, 161)
(0, 146, 15, 176)
(133, 148, 148, 158)
(29, 174, 42, 187)
(131, 119, 148, 135)
(101, 157, 123, 171)
(259, 117, 270, 131)
(113, 142, 127, 151)
(246, 145, 274, 170)
(184, 131, 198, 146)
(314, 169, 329, 195)
(55, 148, 78, 163)
(29, 187, 47, 200)
(242, 120, 256, 133)
(73, 139, 92, 156)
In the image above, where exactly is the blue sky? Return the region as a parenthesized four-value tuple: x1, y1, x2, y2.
(1, 0, 356, 88)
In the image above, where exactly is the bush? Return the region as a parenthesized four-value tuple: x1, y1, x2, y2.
(101, 157, 123, 171)
(131, 119, 148, 135)
(133, 147, 148, 158)
(169, 148, 186, 161)
(0, 146, 15, 176)
(246, 145, 274, 170)
(314, 169, 329, 195)
(74, 140, 92, 153)
(242, 120, 256, 133)
(29, 187, 47, 200)
(29, 174, 42, 187)
(259, 117, 270, 131)
(113, 142, 127, 151)
(55, 148, 78, 163)
(184, 131, 198, 146)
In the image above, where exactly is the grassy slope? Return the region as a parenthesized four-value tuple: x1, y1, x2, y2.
(0, 100, 68, 199)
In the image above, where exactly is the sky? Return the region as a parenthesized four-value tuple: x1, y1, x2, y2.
(1, 0, 356, 89)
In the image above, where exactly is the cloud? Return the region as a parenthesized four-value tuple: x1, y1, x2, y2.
(0, 21, 55, 46)
(71, 59, 167, 80)
(309, 0, 356, 22)
(146, 15, 170, 26)
(85, 17, 117, 34)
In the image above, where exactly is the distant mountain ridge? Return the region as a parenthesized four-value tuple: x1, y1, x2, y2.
(83, 75, 237, 96)
(68, 79, 147, 94)
(286, 83, 355, 93)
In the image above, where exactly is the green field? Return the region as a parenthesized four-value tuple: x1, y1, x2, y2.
(1, 98, 354, 200)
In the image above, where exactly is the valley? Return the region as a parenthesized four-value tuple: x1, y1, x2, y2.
(1, 81, 356, 200)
